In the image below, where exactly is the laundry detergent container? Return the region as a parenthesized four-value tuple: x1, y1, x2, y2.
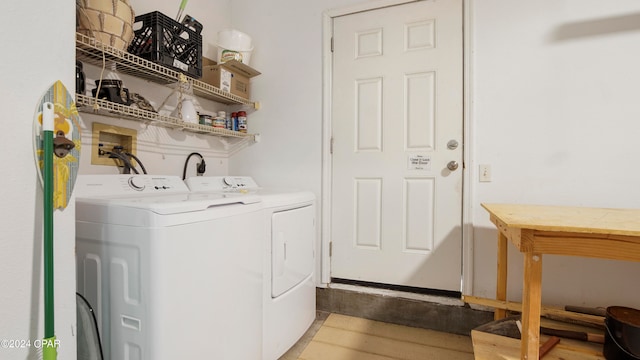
(217, 29, 253, 65)
(604, 306, 640, 360)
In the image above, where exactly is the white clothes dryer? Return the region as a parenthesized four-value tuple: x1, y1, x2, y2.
(75, 175, 264, 360)
(186, 176, 316, 360)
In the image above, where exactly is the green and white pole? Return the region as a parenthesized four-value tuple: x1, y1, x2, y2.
(41, 102, 57, 360)
(176, 0, 188, 21)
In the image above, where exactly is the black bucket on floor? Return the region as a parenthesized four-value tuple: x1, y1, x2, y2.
(604, 306, 640, 360)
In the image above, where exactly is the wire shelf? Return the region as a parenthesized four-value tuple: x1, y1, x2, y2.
(76, 32, 257, 107)
(76, 94, 254, 139)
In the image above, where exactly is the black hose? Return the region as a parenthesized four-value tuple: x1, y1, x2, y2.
(106, 151, 139, 174)
(125, 152, 148, 174)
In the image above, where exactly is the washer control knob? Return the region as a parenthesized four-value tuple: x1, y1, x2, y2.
(128, 177, 145, 191)
(223, 176, 237, 188)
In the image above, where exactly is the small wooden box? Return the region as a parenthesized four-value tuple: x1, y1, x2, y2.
(200, 60, 260, 99)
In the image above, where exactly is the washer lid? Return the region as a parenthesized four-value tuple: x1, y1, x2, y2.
(78, 192, 261, 215)
(254, 189, 315, 208)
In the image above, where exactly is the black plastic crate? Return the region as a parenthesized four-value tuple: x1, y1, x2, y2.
(128, 11, 203, 78)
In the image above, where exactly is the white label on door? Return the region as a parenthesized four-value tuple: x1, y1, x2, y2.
(408, 154, 431, 171)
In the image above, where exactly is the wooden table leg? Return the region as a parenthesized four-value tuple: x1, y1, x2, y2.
(521, 252, 542, 360)
(495, 232, 508, 320)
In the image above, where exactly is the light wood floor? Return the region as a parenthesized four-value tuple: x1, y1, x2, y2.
(294, 313, 474, 360)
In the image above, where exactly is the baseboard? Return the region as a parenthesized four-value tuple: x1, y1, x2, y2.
(331, 278, 462, 298)
(316, 286, 493, 336)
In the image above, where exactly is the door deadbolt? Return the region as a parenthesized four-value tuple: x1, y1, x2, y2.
(447, 140, 459, 150)
(447, 161, 459, 171)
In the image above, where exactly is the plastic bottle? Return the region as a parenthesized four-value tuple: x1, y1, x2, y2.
(231, 112, 238, 131)
(199, 114, 213, 126)
(237, 111, 247, 133)
(213, 117, 225, 128)
(225, 114, 232, 130)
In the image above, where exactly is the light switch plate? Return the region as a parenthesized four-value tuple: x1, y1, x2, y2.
(479, 164, 491, 182)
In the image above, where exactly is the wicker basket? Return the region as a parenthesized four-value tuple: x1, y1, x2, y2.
(77, 0, 135, 51)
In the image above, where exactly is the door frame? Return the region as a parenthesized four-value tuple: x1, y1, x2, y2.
(321, 0, 475, 295)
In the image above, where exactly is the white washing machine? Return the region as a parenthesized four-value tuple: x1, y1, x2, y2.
(75, 175, 264, 360)
(186, 176, 316, 360)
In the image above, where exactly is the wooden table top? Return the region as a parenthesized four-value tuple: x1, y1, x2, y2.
(482, 203, 640, 237)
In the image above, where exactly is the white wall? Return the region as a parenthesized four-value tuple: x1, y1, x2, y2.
(230, 0, 640, 309)
(471, 0, 640, 308)
(228, 0, 370, 187)
(0, 1, 77, 359)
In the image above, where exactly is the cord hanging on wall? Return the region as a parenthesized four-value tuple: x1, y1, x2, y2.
(182, 152, 206, 180)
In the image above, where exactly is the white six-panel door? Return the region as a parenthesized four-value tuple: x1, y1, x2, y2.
(330, 0, 463, 292)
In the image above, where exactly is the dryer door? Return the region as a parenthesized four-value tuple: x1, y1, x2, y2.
(271, 205, 315, 298)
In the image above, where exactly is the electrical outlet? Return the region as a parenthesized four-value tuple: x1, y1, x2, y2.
(479, 164, 492, 182)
